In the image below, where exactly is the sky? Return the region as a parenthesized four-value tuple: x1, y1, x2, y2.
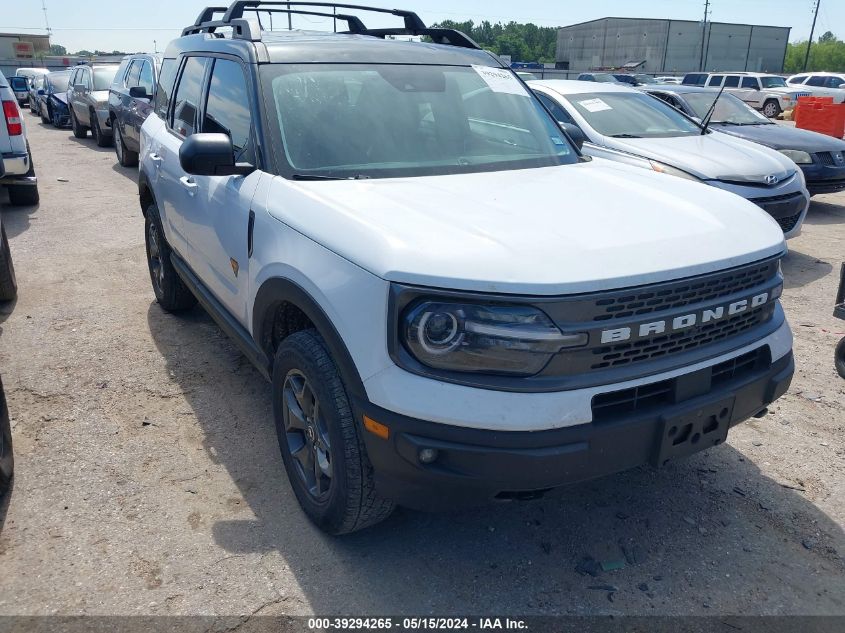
(4, 0, 841, 54)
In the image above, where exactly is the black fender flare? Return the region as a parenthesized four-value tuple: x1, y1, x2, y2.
(252, 278, 367, 399)
(138, 169, 156, 216)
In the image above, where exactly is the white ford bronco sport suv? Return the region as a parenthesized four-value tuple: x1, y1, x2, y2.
(140, 2, 794, 534)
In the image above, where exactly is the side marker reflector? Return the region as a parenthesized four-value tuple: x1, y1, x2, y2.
(363, 415, 390, 440)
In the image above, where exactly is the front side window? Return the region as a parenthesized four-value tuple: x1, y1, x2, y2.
(126, 61, 142, 88)
(262, 64, 576, 179)
(564, 91, 701, 138)
(760, 76, 787, 89)
(171, 56, 207, 137)
(138, 61, 154, 96)
(81, 69, 92, 90)
(93, 67, 118, 91)
(203, 58, 253, 163)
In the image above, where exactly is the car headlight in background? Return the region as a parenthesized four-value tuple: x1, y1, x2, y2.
(401, 301, 587, 376)
(648, 161, 702, 182)
(778, 149, 813, 165)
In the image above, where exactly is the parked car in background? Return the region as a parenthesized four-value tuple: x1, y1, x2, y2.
(0, 70, 39, 206)
(577, 72, 622, 83)
(14, 68, 49, 82)
(108, 54, 161, 166)
(9, 76, 29, 107)
(27, 74, 45, 114)
(531, 80, 809, 238)
(515, 71, 538, 81)
(36, 71, 72, 128)
(647, 85, 845, 197)
(655, 76, 681, 84)
(67, 64, 120, 146)
(0, 161, 18, 303)
(613, 73, 652, 86)
(786, 73, 845, 103)
(681, 72, 808, 118)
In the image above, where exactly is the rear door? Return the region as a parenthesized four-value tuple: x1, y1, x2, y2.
(156, 55, 209, 258)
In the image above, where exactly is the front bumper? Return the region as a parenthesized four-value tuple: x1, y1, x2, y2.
(711, 177, 809, 239)
(95, 108, 112, 136)
(802, 162, 845, 196)
(358, 349, 794, 511)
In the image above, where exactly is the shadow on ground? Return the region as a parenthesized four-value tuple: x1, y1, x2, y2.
(146, 302, 845, 615)
(806, 199, 845, 226)
(781, 247, 832, 290)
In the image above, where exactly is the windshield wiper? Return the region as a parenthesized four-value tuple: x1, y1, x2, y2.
(292, 174, 370, 181)
(609, 133, 642, 138)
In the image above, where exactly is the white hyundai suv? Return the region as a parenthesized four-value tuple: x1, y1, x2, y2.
(139, 3, 795, 534)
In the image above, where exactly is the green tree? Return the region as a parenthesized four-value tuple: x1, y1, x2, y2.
(49, 43, 67, 55)
(430, 19, 559, 63)
(784, 32, 845, 73)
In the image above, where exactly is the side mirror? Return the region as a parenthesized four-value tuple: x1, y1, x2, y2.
(37, 89, 45, 96)
(129, 86, 149, 99)
(559, 122, 587, 150)
(179, 133, 254, 177)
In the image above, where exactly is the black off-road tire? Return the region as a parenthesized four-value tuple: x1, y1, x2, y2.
(835, 337, 845, 379)
(0, 225, 17, 302)
(144, 203, 197, 312)
(0, 376, 12, 497)
(273, 330, 394, 535)
(70, 109, 88, 138)
(91, 110, 111, 147)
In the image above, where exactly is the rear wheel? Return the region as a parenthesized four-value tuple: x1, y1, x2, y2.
(144, 203, 197, 312)
(71, 109, 88, 138)
(835, 337, 845, 379)
(273, 330, 394, 535)
(114, 122, 138, 167)
(0, 224, 17, 302)
(762, 100, 781, 118)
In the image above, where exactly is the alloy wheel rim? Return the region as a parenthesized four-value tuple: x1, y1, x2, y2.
(282, 370, 332, 501)
(147, 222, 164, 291)
(115, 127, 123, 162)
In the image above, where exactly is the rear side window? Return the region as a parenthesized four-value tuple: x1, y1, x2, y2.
(171, 56, 207, 136)
(723, 76, 740, 88)
(707, 75, 723, 87)
(203, 58, 253, 163)
(741, 77, 759, 89)
(154, 58, 178, 120)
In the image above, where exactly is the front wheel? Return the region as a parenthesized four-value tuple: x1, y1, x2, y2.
(835, 337, 845, 379)
(762, 100, 781, 118)
(0, 224, 17, 302)
(273, 330, 394, 535)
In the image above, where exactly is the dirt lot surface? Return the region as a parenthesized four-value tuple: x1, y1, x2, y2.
(0, 118, 843, 618)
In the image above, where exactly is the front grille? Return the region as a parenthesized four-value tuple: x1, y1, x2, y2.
(818, 152, 836, 166)
(777, 212, 803, 233)
(593, 262, 772, 322)
(590, 304, 773, 369)
(591, 348, 766, 421)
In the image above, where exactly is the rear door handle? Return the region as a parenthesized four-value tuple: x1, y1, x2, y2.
(179, 176, 198, 195)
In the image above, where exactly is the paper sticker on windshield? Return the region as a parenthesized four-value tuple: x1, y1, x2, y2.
(579, 98, 612, 112)
(472, 65, 528, 96)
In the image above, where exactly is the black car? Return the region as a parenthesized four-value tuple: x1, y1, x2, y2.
(108, 54, 161, 166)
(647, 85, 845, 196)
(37, 71, 72, 128)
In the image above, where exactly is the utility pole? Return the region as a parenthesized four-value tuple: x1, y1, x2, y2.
(699, 0, 710, 71)
(41, 0, 52, 36)
(803, 0, 821, 72)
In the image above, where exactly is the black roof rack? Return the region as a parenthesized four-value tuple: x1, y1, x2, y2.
(182, 1, 480, 49)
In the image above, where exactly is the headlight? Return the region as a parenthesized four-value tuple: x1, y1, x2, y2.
(649, 161, 702, 182)
(401, 301, 587, 376)
(779, 149, 813, 165)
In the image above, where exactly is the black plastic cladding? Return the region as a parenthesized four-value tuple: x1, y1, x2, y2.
(387, 254, 785, 393)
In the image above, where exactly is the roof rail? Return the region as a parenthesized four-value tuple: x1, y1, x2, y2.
(182, 1, 480, 49)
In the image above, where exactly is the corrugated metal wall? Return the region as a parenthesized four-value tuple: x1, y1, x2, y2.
(556, 18, 790, 73)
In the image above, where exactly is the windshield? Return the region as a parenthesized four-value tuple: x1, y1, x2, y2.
(93, 67, 118, 91)
(262, 64, 577, 179)
(49, 73, 70, 92)
(681, 92, 771, 125)
(760, 76, 787, 89)
(592, 74, 620, 83)
(565, 92, 701, 138)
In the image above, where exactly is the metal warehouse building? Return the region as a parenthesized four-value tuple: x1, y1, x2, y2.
(556, 18, 791, 74)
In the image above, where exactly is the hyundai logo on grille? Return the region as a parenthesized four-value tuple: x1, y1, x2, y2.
(600, 292, 772, 344)
(765, 174, 779, 185)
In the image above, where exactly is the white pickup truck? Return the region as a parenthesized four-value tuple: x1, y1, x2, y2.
(0, 70, 39, 206)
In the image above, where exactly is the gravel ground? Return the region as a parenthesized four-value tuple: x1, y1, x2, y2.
(0, 117, 843, 618)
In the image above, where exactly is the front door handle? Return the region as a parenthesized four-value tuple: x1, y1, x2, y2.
(179, 176, 198, 195)
(149, 152, 162, 166)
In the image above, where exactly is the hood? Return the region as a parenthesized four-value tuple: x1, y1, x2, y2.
(50, 91, 68, 105)
(91, 90, 109, 105)
(605, 133, 796, 183)
(712, 122, 845, 153)
(264, 161, 785, 295)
